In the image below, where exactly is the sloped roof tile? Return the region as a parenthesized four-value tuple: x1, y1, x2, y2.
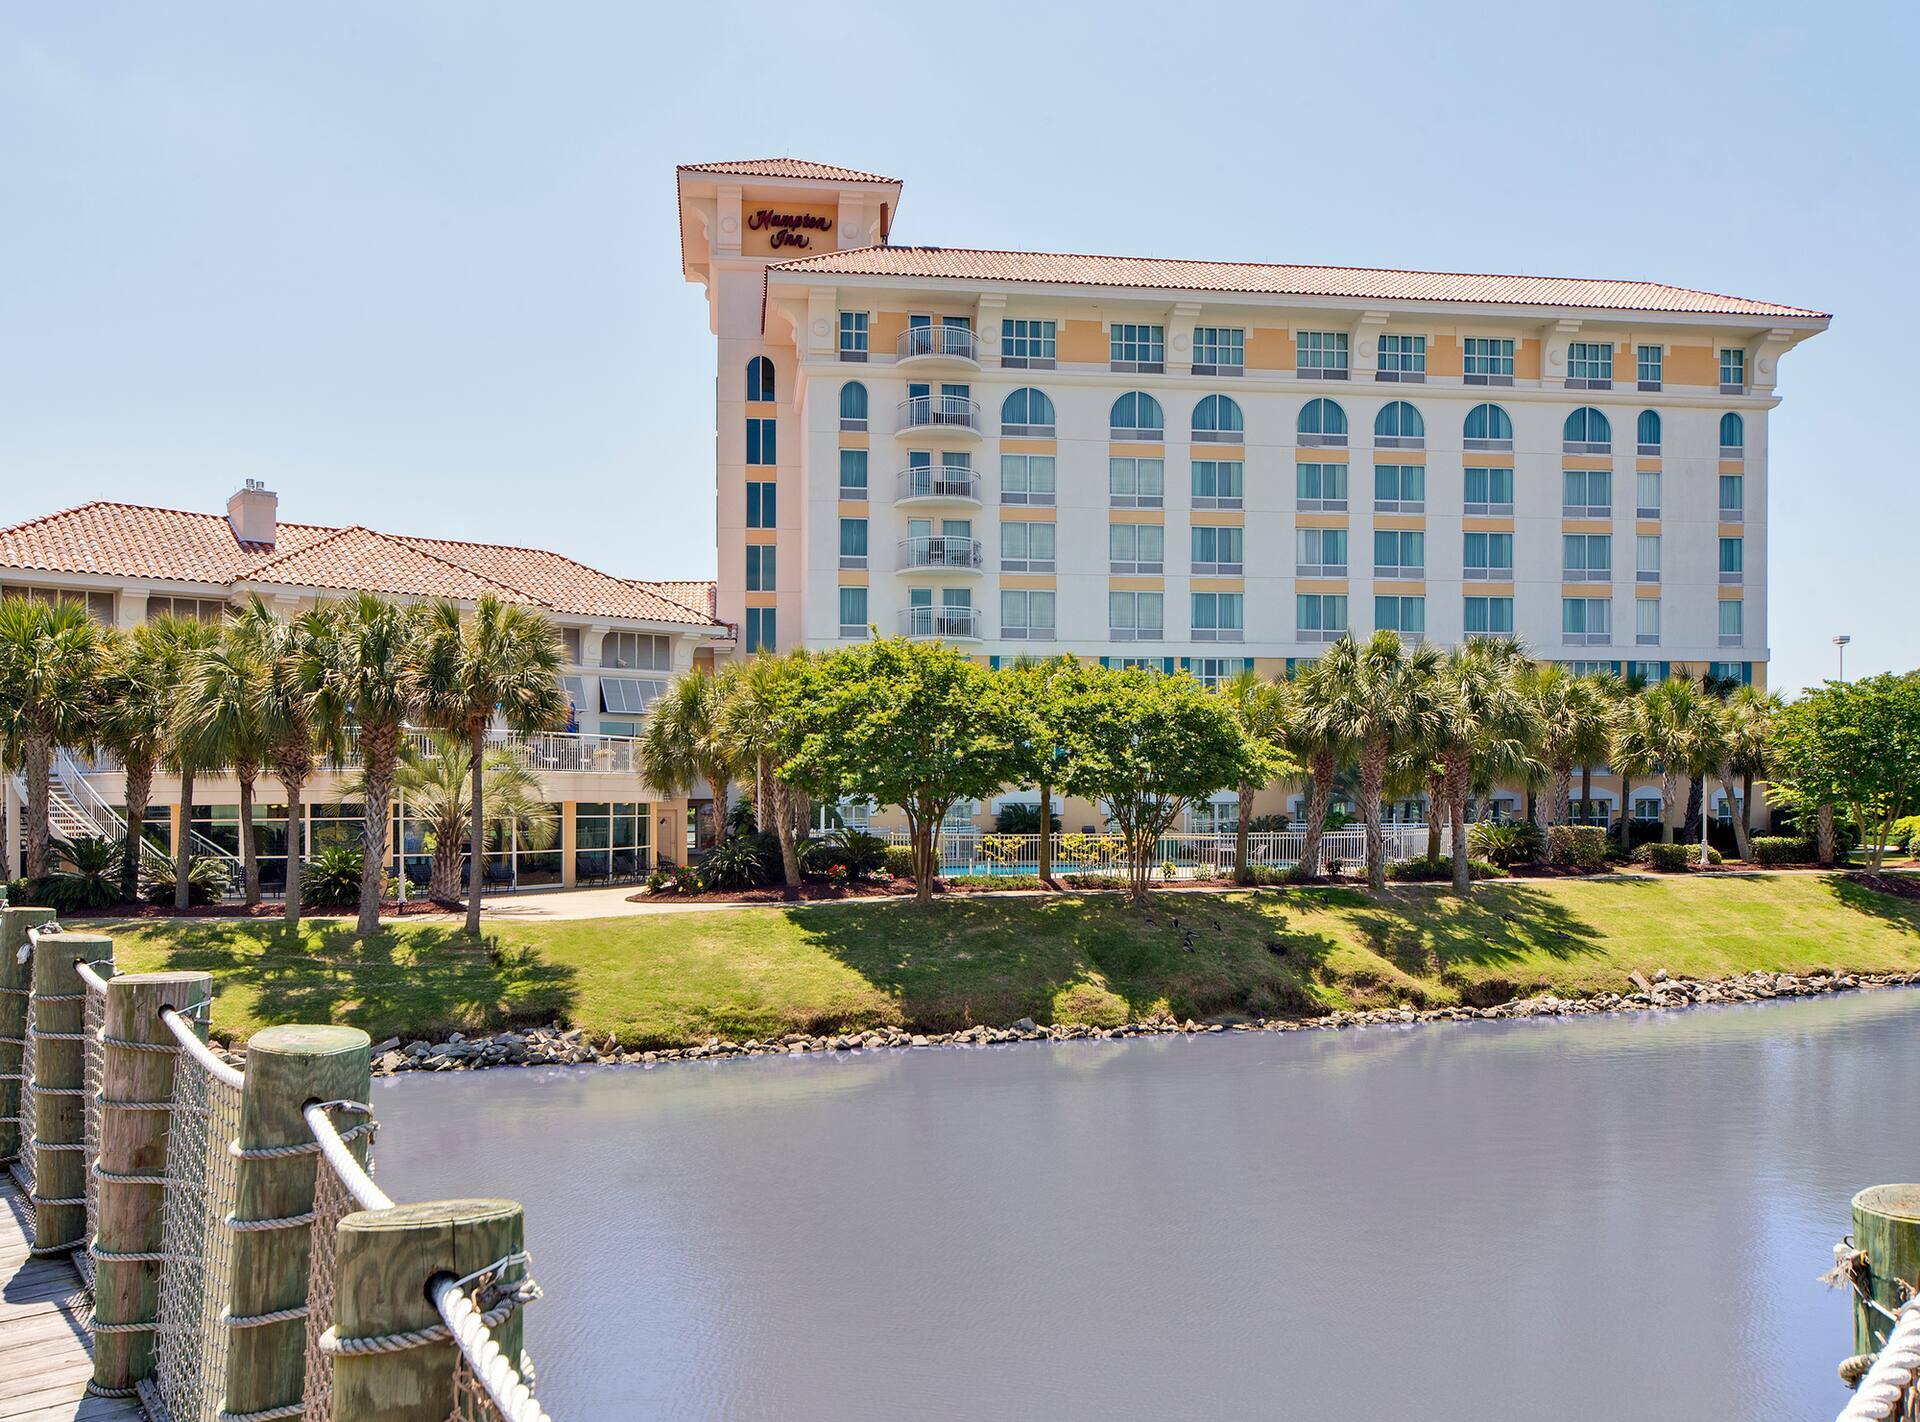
(678, 158, 901, 185)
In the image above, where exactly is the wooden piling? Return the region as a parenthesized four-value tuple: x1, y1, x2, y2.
(0, 906, 56, 1163)
(220, 1024, 371, 1422)
(1852, 1184, 1920, 1358)
(29, 929, 111, 1253)
(331, 1198, 526, 1422)
(91, 970, 210, 1396)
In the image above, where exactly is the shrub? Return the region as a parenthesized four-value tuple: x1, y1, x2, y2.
(645, 863, 703, 895)
(1061, 873, 1127, 890)
(980, 833, 1031, 867)
(1750, 835, 1815, 866)
(1468, 821, 1543, 868)
(304, 842, 372, 910)
(1245, 813, 1292, 834)
(696, 834, 778, 892)
(835, 830, 889, 881)
(32, 836, 125, 912)
(882, 844, 917, 880)
(1546, 825, 1608, 870)
(1051, 981, 1128, 1029)
(1633, 842, 1724, 871)
(993, 803, 1060, 834)
(947, 873, 1044, 891)
(1387, 855, 1506, 882)
(141, 855, 234, 907)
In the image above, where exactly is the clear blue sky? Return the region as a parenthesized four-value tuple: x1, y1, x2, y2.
(2, 1, 1910, 693)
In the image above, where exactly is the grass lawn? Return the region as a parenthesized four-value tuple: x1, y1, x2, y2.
(103, 873, 1920, 1050)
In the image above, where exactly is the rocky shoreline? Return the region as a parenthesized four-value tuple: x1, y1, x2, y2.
(200, 967, 1920, 1077)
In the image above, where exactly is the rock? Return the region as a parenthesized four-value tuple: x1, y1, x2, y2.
(371, 1038, 400, 1055)
(1652, 968, 1669, 982)
(1013, 1017, 1037, 1033)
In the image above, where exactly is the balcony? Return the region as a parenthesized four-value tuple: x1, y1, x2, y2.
(898, 535, 984, 573)
(897, 393, 982, 440)
(899, 605, 983, 641)
(897, 325, 982, 370)
(894, 467, 982, 507)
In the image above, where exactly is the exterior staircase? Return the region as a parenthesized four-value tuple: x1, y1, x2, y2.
(10, 751, 242, 889)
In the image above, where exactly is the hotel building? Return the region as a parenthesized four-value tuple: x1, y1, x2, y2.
(677, 157, 1829, 829)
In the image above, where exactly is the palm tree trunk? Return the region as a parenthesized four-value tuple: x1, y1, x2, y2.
(1037, 777, 1053, 885)
(1699, 797, 1712, 867)
(755, 756, 774, 832)
(238, 768, 260, 906)
(1816, 803, 1836, 866)
(1720, 764, 1750, 861)
(1234, 781, 1253, 883)
(1293, 752, 1334, 883)
(1425, 771, 1445, 860)
(282, 776, 305, 926)
(1661, 772, 1680, 844)
(174, 766, 195, 909)
(120, 759, 152, 902)
(358, 723, 397, 934)
(1451, 790, 1472, 895)
(1580, 765, 1594, 826)
(1617, 774, 1633, 853)
(1741, 771, 1755, 839)
(465, 724, 486, 936)
(1360, 741, 1388, 890)
(773, 775, 801, 894)
(23, 729, 51, 882)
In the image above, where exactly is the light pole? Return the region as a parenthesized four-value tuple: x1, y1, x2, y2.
(1833, 634, 1851, 682)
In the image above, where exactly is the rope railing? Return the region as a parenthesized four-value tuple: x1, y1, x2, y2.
(431, 1261, 554, 1422)
(1837, 1294, 1920, 1420)
(74, 954, 110, 1291)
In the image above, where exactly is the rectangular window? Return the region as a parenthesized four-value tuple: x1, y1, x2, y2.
(1375, 594, 1425, 635)
(1002, 319, 1057, 368)
(839, 517, 868, 569)
(142, 594, 221, 623)
(1718, 474, 1745, 519)
(1719, 536, 1744, 581)
(1373, 529, 1425, 578)
(1463, 466, 1514, 515)
(1192, 592, 1244, 641)
(744, 606, 775, 654)
(838, 586, 868, 637)
(1718, 598, 1744, 644)
(1001, 453, 1057, 506)
(1636, 470, 1662, 518)
(745, 417, 776, 466)
(745, 544, 776, 592)
(1567, 341, 1614, 389)
(1296, 593, 1348, 640)
(1000, 589, 1057, 640)
(1296, 527, 1347, 576)
(1296, 462, 1348, 510)
(1563, 468, 1611, 516)
(1462, 532, 1513, 578)
(1562, 597, 1612, 644)
(1109, 323, 1165, 371)
(1297, 330, 1349, 377)
(1001, 520, 1056, 572)
(1192, 326, 1245, 374)
(1636, 533, 1660, 583)
(837, 311, 868, 361)
(1719, 348, 1746, 392)
(1374, 464, 1425, 511)
(1191, 525, 1243, 575)
(746, 481, 776, 529)
(600, 631, 671, 670)
(1108, 590, 1165, 641)
(838, 448, 868, 499)
(1110, 522, 1165, 574)
(1636, 596, 1661, 645)
(1563, 534, 1612, 580)
(1377, 334, 1427, 381)
(1464, 337, 1515, 383)
(1637, 344, 1663, 390)
(1109, 457, 1165, 508)
(1192, 459, 1244, 509)
(1188, 657, 1249, 690)
(1464, 595, 1514, 636)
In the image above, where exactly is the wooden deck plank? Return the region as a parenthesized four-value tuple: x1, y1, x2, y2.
(0, 1179, 135, 1422)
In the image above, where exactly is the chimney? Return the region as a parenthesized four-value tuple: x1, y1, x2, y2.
(227, 479, 278, 547)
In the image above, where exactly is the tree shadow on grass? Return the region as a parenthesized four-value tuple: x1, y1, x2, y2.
(1340, 882, 1630, 995)
(1825, 875, 1920, 937)
(126, 921, 577, 1042)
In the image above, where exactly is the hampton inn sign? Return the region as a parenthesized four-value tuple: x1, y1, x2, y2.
(745, 208, 832, 249)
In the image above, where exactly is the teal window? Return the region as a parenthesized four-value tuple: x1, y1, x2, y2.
(1001, 453, 1056, 505)
(1374, 464, 1424, 508)
(746, 481, 776, 529)
(745, 356, 775, 402)
(1636, 345, 1663, 387)
(1002, 387, 1056, 433)
(1297, 593, 1348, 636)
(744, 606, 775, 653)
(839, 518, 867, 564)
(1563, 533, 1611, 577)
(745, 417, 775, 465)
(1109, 457, 1165, 507)
(837, 311, 868, 359)
(1463, 402, 1513, 447)
(1109, 522, 1165, 572)
(1373, 529, 1424, 576)
(1108, 591, 1165, 640)
(1636, 409, 1661, 451)
(1464, 338, 1514, 379)
(1192, 592, 1244, 638)
(1463, 466, 1513, 511)
(1001, 521, 1055, 571)
(1192, 460, 1243, 507)
(1719, 412, 1745, 451)
(1001, 589, 1056, 639)
(1708, 660, 1751, 684)
(1192, 394, 1245, 440)
(1564, 407, 1611, 450)
(1719, 537, 1744, 576)
(1463, 532, 1512, 575)
(1718, 474, 1744, 514)
(745, 544, 776, 592)
(1378, 335, 1426, 376)
(1110, 324, 1165, 368)
(1298, 331, 1348, 374)
(1192, 525, 1243, 572)
(837, 586, 868, 635)
(1568, 342, 1613, 385)
(1719, 348, 1746, 390)
(1193, 327, 1245, 371)
(1464, 596, 1513, 636)
(1374, 400, 1424, 446)
(1375, 595, 1425, 635)
(1002, 319, 1056, 365)
(839, 382, 867, 429)
(838, 448, 868, 498)
(1562, 597, 1611, 639)
(1298, 398, 1347, 443)
(1297, 462, 1348, 507)
(1110, 391, 1164, 437)
(1296, 527, 1346, 573)
(1636, 470, 1662, 516)
(1564, 468, 1611, 514)
(1718, 600, 1744, 641)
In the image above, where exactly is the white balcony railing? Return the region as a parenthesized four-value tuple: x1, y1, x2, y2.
(899, 535, 984, 571)
(899, 605, 982, 640)
(898, 325, 981, 363)
(898, 393, 981, 433)
(895, 467, 981, 503)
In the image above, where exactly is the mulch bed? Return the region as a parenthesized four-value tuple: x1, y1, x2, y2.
(1847, 871, 1920, 901)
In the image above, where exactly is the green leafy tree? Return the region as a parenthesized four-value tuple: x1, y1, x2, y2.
(638, 667, 739, 853)
(1721, 685, 1780, 857)
(157, 616, 222, 908)
(1639, 677, 1728, 864)
(1284, 657, 1349, 882)
(416, 596, 568, 936)
(1428, 639, 1536, 894)
(718, 652, 811, 892)
(172, 621, 270, 904)
(0, 595, 104, 881)
(1768, 673, 1920, 868)
(996, 655, 1095, 885)
(1058, 664, 1254, 906)
(1304, 632, 1442, 889)
(781, 637, 1023, 904)
(1569, 673, 1619, 828)
(92, 623, 183, 900)
(235, 598, 332, 925)
(1216, 669, 1297, 883)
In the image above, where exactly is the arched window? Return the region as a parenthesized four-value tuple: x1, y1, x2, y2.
(746, 356, 775, 403)
(1192, 394, 1245, 443)
(1719, 412, 1745, 454)
(1297, 398, 1348, 448)
(1374, 400, 1424, 448)
(1563, 406, 1611, 453)
(1110, 391, 1164, 439)
(839, 381, 868, 432)
(1462, 402, 1513, 450)
(1002, 388, 1056, 436)
(1636, 409, 1661, 454)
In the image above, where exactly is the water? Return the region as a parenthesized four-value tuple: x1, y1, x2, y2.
(371, 989, 1920, 1421)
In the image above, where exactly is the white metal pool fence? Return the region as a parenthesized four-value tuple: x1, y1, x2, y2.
(877, 824, 1431, 878)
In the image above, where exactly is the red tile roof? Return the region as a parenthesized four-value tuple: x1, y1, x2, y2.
(677, 158, 901, 186)
(769, 245, 1827, 319)
(0, 501, 721, 628)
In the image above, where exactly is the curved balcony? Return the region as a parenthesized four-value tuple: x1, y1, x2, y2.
(898, 535, 984, 574)
(894, 467, 982, 507)
(898, 605, 983, 641)
(896, 393, 982, 442)
(896, 325, 982, 370)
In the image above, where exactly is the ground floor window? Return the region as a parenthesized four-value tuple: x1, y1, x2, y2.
(575, 801, 650, 882)
(1633, 796, 1663, 823)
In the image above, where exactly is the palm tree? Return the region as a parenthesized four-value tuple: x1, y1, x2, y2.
(1721, 686, 1780, 859)
(235, 598, 328, 925)
(92, 624, 182, 900)
(1285, 658, 1348, 883)
(1428, 639, 1535, 894)
(313, 595, 424, 933)
(1306, 631, 1443, 890)
(1609, 690, 1662, 854)
(638, 667, 739, 858)
(416, 596, 567, 936)
(172, 621, 270, 904)
(0, 595, 104, 881)
(356, 733, 553, 905)
(718, 653, 808, 891)
(156, 617, 221, 908)
(1569, 674, 1619, 829)
(1219, 669, 1291, 883)
(1640, 678, 1728, 863)
(1520, 664, 1579, 855)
